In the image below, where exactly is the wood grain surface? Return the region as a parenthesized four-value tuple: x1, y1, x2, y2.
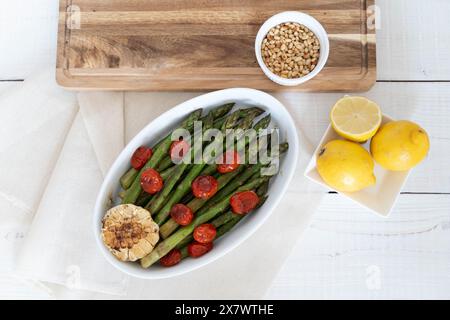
(56, 0, 376, 91)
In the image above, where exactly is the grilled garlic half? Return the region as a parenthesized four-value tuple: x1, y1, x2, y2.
(101, 204, 159, 262)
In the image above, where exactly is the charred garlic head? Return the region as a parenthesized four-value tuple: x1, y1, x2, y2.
(101, 204, 159, 262)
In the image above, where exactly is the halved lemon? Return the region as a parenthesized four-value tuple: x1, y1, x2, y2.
(330, 96, 382, 142)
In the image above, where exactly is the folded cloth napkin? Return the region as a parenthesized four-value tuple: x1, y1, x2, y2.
(0, 72, 77, 280)
(4, 71, 323, 298)
(16, 93, 130, 296)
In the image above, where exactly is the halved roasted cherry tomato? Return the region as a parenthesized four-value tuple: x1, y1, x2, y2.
(140, 168, 163, 194)
(230, 190, 260, 215)
(217, 150, 240, 173)
(160, 249, 182, 267)
(170, 140, 190, 162)
(170, 204, 194, 226)
(193, 224, 217, 244)
(131, 146, 153, 170)
(187, 241, 213, 258)
(191, 175, 218, 199)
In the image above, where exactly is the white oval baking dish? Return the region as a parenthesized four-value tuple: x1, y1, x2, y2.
(93, 88, 299, 279)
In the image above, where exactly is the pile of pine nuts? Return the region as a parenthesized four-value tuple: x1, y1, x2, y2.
(261, 22, 320, 79)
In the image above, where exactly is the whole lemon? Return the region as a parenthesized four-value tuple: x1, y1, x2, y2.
(316, 140, 376, 193)
(370, 120, 430, 171)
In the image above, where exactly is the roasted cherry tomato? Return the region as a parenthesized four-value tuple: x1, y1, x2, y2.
(191, 175, 218, 199)
(187, 241, 213, 258)
(230, 190, 260, 215)
(193, 224, 217, 244)
(160, 249, 182, 267)
(140, 168, 163, 194)
(170, 204, 194, 226)
(131, 146, 153, 170)
(170, 140, 190, 162)
(217, 150, 240, 173)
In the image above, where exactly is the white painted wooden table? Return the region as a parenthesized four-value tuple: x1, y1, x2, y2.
(1, 0, 449, 299)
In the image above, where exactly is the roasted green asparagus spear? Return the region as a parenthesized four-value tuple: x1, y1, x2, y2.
(159, 165, 246, 238)
(153, 111, 259, 225)
(158, 117, 274, 235)
(121, 109, 203, 204)
(153, 106, 258, 174)
(147, 112, 215, 214)
(141, 176, 270, 268)
(120, 104, 235, 190)
(176, 182, 269, 252)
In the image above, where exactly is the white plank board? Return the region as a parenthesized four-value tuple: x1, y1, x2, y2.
(267, 194, 450, 299)
(274, 82, 450, 193)
(1, 0, 450, 81)
(376, 0, 450, 81)
(0, 81, 20, 95)
(1, 79, 448, 300)
(0, 0, 59, 80)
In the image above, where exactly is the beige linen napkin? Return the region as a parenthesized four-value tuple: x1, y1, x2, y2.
(0, 72, 77, 278)
(0, 72, 77, 227)
(10, 72, 323, 298)
(16, 91, 129, 296)
(0, 72, 78, 297)
(92, 94, 323, 299)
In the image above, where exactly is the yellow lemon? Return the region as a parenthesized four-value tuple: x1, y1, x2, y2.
(331, 96, 382, 142)
(317, 140, 376, 193)
(370, 120, 430, 171)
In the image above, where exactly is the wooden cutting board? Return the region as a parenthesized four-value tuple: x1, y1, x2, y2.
(56, 0, 376, 91)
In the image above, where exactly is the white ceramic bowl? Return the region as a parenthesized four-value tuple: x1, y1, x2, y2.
(255, 11, 330, 86)
(94, 88, 299, 279)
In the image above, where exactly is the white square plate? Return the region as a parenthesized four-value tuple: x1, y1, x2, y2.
(304, 114, 411, 217)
